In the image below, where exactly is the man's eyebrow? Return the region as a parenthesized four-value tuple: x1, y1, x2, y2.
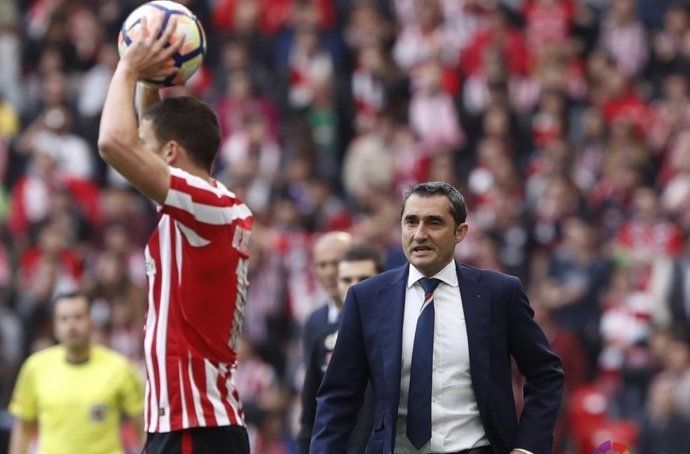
(316, 259, 339, 265)
(405, 214, 445, 222)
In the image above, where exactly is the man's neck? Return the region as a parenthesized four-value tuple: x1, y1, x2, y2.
(182, 164, 213, 184)
(65, 345, 91, 364)
(169, 151, 212, 183)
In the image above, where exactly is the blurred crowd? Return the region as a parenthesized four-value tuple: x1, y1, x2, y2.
(1, 0, 690, 453)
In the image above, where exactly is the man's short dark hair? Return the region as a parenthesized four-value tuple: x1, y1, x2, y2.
(340, 243, 385, 274)
(143, 96, 221, 173)
(401, 181, 467, 226)
(51, 291, 90, 316)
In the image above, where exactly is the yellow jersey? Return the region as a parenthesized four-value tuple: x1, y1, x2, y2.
(9, 344, 144, 454)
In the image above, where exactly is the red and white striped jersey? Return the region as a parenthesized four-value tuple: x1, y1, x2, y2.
(143, 167, 253, 433)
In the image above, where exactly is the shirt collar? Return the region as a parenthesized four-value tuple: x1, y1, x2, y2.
(407, 260, 458, 288)
(327, 298, 341, 323)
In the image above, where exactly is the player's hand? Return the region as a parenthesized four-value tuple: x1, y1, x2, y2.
(119, 15, 183, 81)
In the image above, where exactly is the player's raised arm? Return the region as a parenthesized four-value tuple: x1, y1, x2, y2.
(98, 16, 181, 204)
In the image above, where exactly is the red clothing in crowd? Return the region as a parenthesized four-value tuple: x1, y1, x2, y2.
(8, 174, 102, 239)
(460, 23, 531, 78)
(523, 0, 575, 55)
(213, 0, 335, 36)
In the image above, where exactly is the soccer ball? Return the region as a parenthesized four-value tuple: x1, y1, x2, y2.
(118, 1, 206, 86)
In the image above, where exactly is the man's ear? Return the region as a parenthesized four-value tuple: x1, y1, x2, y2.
(165, 141, 179, 164)
(455, 223, 469, 243)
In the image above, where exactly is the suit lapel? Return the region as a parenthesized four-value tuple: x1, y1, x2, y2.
(378, 266, 408, 420)
(458, 265, 491, 417)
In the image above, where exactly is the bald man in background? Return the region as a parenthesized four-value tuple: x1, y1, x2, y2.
(298, 231, 352, 454)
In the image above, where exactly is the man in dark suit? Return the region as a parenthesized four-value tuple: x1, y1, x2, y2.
(297, 231, 352, 454)
(311, 181, 564, 454)
(665, 233, 690, 332)
(299, 242, 385, 454)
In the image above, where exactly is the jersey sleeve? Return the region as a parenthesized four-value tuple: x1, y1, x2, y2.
(160, 167, 253, 246)
(9, 357, 38, 421)
(117, 360, 145, 418)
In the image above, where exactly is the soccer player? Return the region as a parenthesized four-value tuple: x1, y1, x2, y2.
(8, 292, 144, 454)
(98, 17, 253, 454)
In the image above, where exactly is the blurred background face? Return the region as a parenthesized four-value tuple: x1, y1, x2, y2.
(611, 0, 634, 21)
(313, 233, 352, 301)
(295, 27, 319, 55)
(53, 296, 91, 351)
(648, 378, 676, 418)
(664, 338, 690, 372)
(337, 260, 379, 303)
(40, 70, 68, 106)
(417, 0, 441, 31)
(95, 252, 126, 287)
(227, 71, 252, 99)
(632, 187, 659, 221)
(419, 62, 443, 93)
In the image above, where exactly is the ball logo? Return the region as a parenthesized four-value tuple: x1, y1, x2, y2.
(592, 440, 630, 454)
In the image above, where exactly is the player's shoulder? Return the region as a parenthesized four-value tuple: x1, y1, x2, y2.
(28, 344, 63, 360)
(169, 166, 241, 201)
(91, 346, 142, 382)
(305, 304, 330, 326)
(166, 167, 251, 213)
(459, 263, 521, 289)
(91, 344, 131, 366)
(23, 345, 64, 371)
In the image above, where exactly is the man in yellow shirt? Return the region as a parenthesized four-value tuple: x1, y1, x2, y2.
(8, 292, 144, 454)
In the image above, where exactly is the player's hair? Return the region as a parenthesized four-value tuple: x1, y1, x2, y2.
(51, 291, 91, 316)
(143, 96, 220, 173)
(402, 181, 468, 226)
(340, 243, 386, 273)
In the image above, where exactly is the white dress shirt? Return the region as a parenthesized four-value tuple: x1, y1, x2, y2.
(395, 261, 489, 454)
(327, 298, 341, 324)
(394, 261, 534, 454)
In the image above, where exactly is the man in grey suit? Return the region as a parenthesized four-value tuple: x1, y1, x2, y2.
(310, 181, 564, 454)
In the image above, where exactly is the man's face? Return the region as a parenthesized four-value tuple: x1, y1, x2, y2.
(53, 296, 91, 351)
(139, 118, 166, 161)
(337, 260, 379, 304)
(313, 238, 350, 301)
(401, 193, 467, 277)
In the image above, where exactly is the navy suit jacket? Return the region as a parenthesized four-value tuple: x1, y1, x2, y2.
(298, 304, 374, 454)
(310, 263, 564, 454)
